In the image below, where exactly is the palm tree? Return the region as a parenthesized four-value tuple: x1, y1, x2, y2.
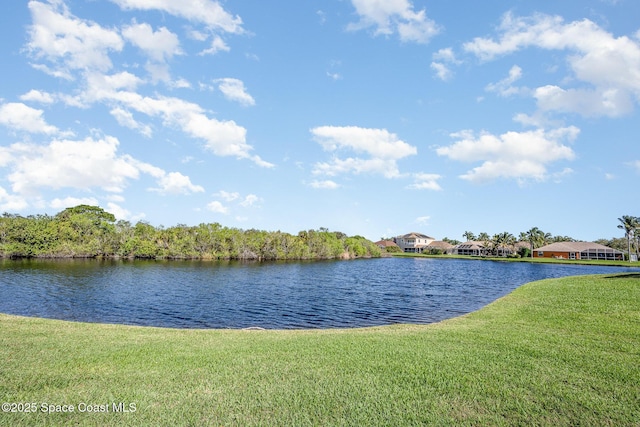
(477, 232, 490, 256)
(492, 232, 516, 257)
(618, 215, 638, 262)
(524, 227, 546, 259)
(462, 231, 476, 242)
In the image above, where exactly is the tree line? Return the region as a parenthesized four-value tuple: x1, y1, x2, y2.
(0, 205, 382, 260)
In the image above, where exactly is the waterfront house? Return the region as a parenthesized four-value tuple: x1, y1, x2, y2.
(454, 241, 487, 256)
(375, 240, 400, 251)
(393, 232, 435, 253)
(533, 242, 623, 260)
(426, 240, 455, 254)
(455, 240, 529, 257)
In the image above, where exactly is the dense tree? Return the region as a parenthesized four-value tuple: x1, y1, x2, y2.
(0, 206, 381, 261)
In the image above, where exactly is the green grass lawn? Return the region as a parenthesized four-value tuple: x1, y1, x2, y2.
(1, 274, 639, 426)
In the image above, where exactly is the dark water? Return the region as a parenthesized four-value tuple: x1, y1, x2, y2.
(0, 257, 637, 329)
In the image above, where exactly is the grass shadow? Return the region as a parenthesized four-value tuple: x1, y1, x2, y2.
(604, 273, 640, 279)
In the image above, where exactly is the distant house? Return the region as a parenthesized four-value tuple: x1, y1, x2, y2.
(454, 241, 528, 257)
(454, 241, 486, 256)
(375, 240, 399, 251)
(426, 240, 455, 254)
(393, 232, 435, 253)
(533, 242, 623, 261)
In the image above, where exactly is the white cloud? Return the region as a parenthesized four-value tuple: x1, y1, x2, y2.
(50, 196, 99, 209)
(0, 102, 62, 135)
(171, 78, 191, 89)
(311, 126, 417, 178)
(415, 216, 430, 225)
(106, 194, 125, 203)
(534, 85, 634, 117)
(0, 187, 28, 212)
(25, 2, 271, 168)
(206, 200, 229, 214)
(104, 202, 145, 222)
(430, 62, 452, 81)
(215, 190, 240, 201)
(27, 1, 124, 75)
(348, 0, 440, 43)
(73, 77, 272, 167)
(407, 173, 443, 191)
(109, 0, 244, 34)
(122, 22, 183, 83)
(240, 194, 260, 207)
(208, 191, 261, 213)
(309, 180, 340, 189)
(436, 127, 579, 183)
(149, 172, 205, 195)
(3, 136, 140, 195)
(199, 35, 230, 56)
(20, 89, 55, 104)
(215, 78, 255, 106)
(432, 48, 459, 63)
(464, 12, 640, 117)
(110, 107, 152, 137)
(122, 22, 182, 62)
(0, 135, 203, 198)
(431, 48, 461, 81)
(631, 160, 640, 173)
(485, 65, 526, 97)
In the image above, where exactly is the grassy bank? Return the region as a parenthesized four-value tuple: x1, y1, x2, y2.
(1, 274, 639, 426)
(392, 251, 640, 267)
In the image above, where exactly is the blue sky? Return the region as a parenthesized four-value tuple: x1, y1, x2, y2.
(0, 0, 638, 242)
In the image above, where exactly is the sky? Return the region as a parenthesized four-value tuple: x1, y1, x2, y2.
(0, 0, 639, 242)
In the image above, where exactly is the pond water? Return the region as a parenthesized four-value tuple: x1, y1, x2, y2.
(0, 257, 637, 329)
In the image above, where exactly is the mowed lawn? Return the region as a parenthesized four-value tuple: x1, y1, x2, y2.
(1, 274, 638, 426)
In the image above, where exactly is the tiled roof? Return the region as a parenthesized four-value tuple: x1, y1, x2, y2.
(455, 241, 485, 250)
(535, 241, 622, 253)
(427, 241, 455, 249)
(400, 232, 435, 240)
(375, 240, 399, 247)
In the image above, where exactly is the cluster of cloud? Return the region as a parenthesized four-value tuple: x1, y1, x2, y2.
(431, 12, 640, 120)
(311, 125, 416, 179)
(3, 0, 638, 217)
(0, 134, 203, 211)
(0, 136, 204, 195)
(343, 4, 639, 186)
(199, 78, 256, 107)
(425, 11, 640, 184)
(207, 190, 261, 219)
(436, 127, 579, 184)
(110, 0, 244, 34)
(430, 48, 461, 82)
(347, 0, 440, 43)
(0, 102, 68, 136)
(0, 0, 275, 214)
(24, 0, 269, 165)
(309, 125, 442, 190)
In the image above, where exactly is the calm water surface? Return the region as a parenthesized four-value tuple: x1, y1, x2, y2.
(1, 257, 637, 329)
